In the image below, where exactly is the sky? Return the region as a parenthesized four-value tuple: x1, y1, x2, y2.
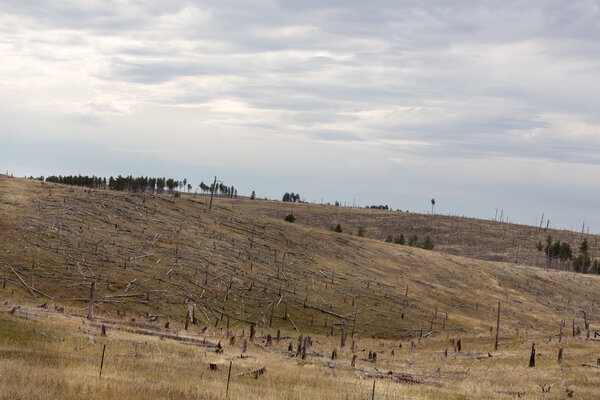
(2, 1, 600, 232)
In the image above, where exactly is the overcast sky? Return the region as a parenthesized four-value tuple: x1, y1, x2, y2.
(2, 1, 600, 231)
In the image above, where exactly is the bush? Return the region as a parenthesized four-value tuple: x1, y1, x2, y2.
(334, 224, 343, 233)
(357, 227, 365, 237)
(284, 214, 295, 223)
(385, 235, 392, 243)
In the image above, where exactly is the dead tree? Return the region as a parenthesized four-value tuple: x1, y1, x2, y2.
(87, 281, 96, 321)
(494, 300, 501, 351)
(529, 343, 535, 367)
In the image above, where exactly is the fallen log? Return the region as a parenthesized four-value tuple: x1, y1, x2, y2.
(234, 366, 266, 379)
(84, 321, 218, 348)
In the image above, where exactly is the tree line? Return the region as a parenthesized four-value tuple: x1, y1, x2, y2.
(282, 192, 301, 202)
(37, 175, 237, 197)
(536, 235, 598, 274)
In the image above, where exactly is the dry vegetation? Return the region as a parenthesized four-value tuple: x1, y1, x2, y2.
(1, 175, 600, 399)
(230, 199, 600, 268)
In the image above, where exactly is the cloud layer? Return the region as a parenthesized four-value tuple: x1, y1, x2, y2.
(2, 1, 600, 230)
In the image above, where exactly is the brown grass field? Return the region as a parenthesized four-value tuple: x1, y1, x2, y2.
(1, 174, 600, 399)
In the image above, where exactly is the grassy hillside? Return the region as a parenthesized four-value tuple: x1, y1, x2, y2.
(228, 197, 600, 268)
(1, 175, 599, 338)
(2, 175, 600, 398)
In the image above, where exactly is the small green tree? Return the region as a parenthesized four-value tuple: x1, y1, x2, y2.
(394, 234, 405, 245)
(334, 224, 343, 233)
(284, 214, 295, 223)
(574, 239, 591, 273)
(385, 235, 392, 243)
(357, 227, 364, 237)
(408, 235, 418, 247)
(250, 190, 256, 200)
(421, 236, 435, 250)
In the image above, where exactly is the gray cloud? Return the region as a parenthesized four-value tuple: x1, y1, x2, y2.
(2, 1, 600, 229)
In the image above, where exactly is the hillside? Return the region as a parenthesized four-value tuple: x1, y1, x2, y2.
(3, 175, 600, 399)
(229, 198, 600, 268)
(1, 175, 598, 339)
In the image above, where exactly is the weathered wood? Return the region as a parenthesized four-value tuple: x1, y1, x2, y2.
(226, 361, 232, 398)
(10, 267, 37, 298)
(301, 336, 308, 360)
(559, 320, 563, 343)
(583, 309, 590, 340)
(528, 343, 535, 367)
(371, 380, 375, 400)
(99, 344, 106, 378)
(296, 334, 303, 357)
(582, 363, 600, 368)
(494, 300, 500, 351)
(86, 321, 218, 347)
(234, 366, 266, 378)
(557, 347, 563, 364)
(87, 281, 96, 320)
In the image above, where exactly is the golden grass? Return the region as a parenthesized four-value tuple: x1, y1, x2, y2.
(1, 304, 599, 399)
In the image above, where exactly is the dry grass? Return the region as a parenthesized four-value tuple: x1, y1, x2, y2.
(2, 175, 600, 398)
(226, 196, 600, 268)
(1, 303, 599, 399)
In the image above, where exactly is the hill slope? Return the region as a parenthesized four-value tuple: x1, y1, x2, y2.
(230, 198, 600, 268)
(1, 175, 598, 339)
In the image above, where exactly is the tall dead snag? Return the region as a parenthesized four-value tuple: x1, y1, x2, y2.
(559, 320, 563, 343)
(583, 309, 590, 340)
(87, 281, 96, 321)
(301, 336, 308, 360)
(371, 380, 376, 400)
(494, 300, 501, 351)
(296, 334, 303, 357)
(99, 344, 106, 378)
(558, 347, 563, 364)
(250, 324, 255, 340)
(529, 343, 535, 367)
(225, 361, 232, 398)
